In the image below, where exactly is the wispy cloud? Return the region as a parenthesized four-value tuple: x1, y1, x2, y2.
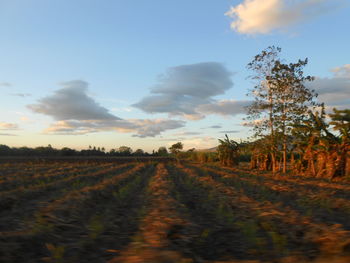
(28, 80, 185, 137)
(197, 99, 251, 116)
(331, 64, 350, 78)
(20, 116, 31, 122)
(0, 122, 19, 136)
(173, 131, 202, 136)
(111, 107, 133, 113)
(220, 130, 240, 134)
(0, 133, 17, 136)
(0, 122, 19, 130)
(11, 93, 32, 97)
(203, 125, 222, 129)
(225, 0, 345, 35)
(0, 82, 12, 87)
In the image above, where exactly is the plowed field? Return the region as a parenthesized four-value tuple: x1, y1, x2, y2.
(1, 160, 350, 263)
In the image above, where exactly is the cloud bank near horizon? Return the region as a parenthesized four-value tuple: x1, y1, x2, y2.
(28, 81, 185, 137)
(0, 122, 19, 130)
(308, 64, 350, 109)
(0, 122, 19, 136)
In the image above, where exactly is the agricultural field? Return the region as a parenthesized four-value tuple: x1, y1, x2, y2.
(1, 160, 350, 263)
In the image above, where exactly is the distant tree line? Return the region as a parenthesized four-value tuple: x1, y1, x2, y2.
(0, 144, 175, 157)
(0, 142, 192, 158)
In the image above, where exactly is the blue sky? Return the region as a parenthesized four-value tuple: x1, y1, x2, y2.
(1, 0, 349, 152)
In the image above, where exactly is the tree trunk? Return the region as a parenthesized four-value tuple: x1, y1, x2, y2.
(271, 151, 276, 172)
(269, 90, 277, 174)
(310, 154, 316, 177)
(333, 146, 347, 178)
(250, 155, 257, 169)
(291, 152, 295, 168)
(346, 147, 350, 177)
(282, 99, 287, 174)
(315, 152, 327, 178)
(283, 141, 287, 174)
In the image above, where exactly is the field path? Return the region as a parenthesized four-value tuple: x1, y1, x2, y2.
(109, 163, 196, 263)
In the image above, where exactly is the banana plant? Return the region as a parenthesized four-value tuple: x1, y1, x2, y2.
(217, 134, 240, 166)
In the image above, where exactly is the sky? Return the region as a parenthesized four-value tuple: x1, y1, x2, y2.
(0, 0, 349, 152)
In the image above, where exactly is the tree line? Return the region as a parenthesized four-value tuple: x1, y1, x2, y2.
(0, 142, 185, 157)
(0, 144, 164, 157)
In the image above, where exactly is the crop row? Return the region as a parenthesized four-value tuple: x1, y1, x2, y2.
(210, 164, 350, 193)
(0, 162, 114, 192)
(0, 163, 154, 263)
(0, 161, 76, 179)
(0, 163, 136, 232)
(173, 163, 350, 262)
(197, 164, 350, 230)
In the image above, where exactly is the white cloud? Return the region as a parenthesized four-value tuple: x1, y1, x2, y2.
(225, 0, 344, 35)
